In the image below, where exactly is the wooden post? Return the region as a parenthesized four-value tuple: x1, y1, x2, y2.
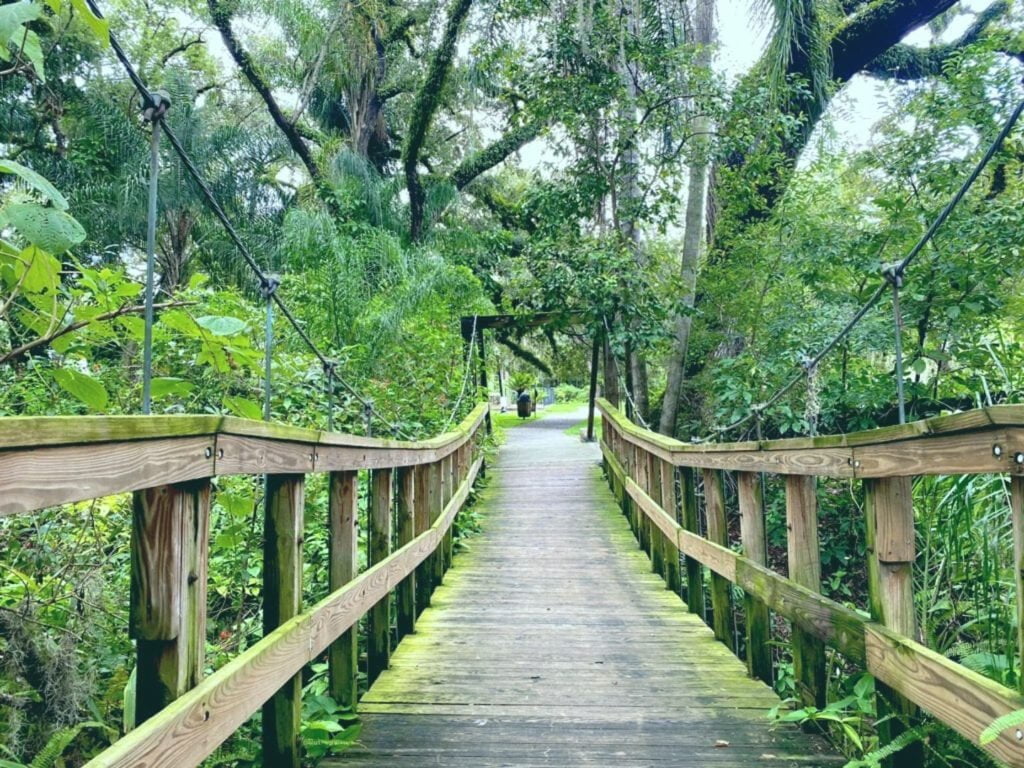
(414, 464, 432, 615)
(703, 469, 732, 645)
(637, 449, 651, 556)
(1013, 477, 1024, 694)
(627, 445, 640, 535)
(443, 453, 455, 571)
(130, 479, 210, 726)
(396, 466, 416, 640)
(262, 474, 304, 768)
(429, 461, 444, 588)
(367, 468, 392, 685)
(737, 471, 772, 684)
(785, 475, 825, 710)
(328, 471, 359, 710)
(865, 476, 922, 767)
(680, 467, 704, 616)
(661, 460, 681, 595)
(586, 331, 600, 442)
(648, 453, 665, 578)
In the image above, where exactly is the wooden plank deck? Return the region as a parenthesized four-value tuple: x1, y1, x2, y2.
(328, 408, 843, 767)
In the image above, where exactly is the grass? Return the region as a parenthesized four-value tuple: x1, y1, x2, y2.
(490, 401, 601, 443)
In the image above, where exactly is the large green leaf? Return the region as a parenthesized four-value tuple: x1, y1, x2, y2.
(52, 368, 108, 411)
(0, 2, 41, 49)
(6, 203, 85, 252)
(197, 315, 248, 336)
(17, 27, 44, 81)
(19, 245, 59, 294)
(223, 395, 262, 420)
(0, 159, 69, 209)
(151, 377, 194, 400)
(69, 0, 109, 43)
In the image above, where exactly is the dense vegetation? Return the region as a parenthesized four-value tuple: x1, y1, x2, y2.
(2, 0, 1024, 765)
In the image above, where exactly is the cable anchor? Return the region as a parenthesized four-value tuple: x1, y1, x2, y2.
(140, 89, 171, 122)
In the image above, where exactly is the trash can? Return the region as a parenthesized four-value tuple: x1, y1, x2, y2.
(517, 392, 532, 418)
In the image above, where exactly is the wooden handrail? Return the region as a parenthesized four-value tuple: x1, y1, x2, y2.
(598, 398, 1024, 478)
(597, 400, 1024, 767)
(0, 403, 487, 516)
(0, 402, 488, 768)
(84, 456, 484, 768)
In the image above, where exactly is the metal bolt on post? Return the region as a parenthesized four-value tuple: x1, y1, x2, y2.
(364, 400, 374, 437)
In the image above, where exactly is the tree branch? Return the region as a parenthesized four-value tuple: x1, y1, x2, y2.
(403, 0, 474, 240)
(450, 117, 548, 190)
(161, 34, 205, 66)
(207, 1, 325, 187)
(862, 0, 1014, 79)
(0, 301, 194, 365)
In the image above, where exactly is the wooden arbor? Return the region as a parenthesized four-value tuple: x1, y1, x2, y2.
(459, 311, 602, 439)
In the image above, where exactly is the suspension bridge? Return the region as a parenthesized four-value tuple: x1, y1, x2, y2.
(3, 398, 1024, 767)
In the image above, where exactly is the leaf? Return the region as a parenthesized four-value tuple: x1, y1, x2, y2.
(14, 27, 44, 81)
(6, 203, 85, 252)
(69, 0, 109, 43)
(52, 367, 108, 411)
(981, 709, 1024, 745)
(0, 2, 41, 48)
(196, 315, 247, 336)
(19, 246, 59, 293)
(304, 720, 345, 733)
(223, 395, 262, 420)
(0, 159, 69, 209)
(151, 377, 194, 400)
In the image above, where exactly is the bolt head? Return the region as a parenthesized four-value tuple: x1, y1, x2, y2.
(994, 445, 1003, 457)
(204, 447, 212, 459)
(1016, 452, 1024, 466)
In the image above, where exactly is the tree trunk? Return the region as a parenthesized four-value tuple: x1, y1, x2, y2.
(403, 0, 474, 241)
(659, 0, 714, 437)
(615, 0, 649, 421)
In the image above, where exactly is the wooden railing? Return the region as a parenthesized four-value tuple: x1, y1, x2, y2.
(598, 398, 1024, 767)
(0, 403, 489, 768)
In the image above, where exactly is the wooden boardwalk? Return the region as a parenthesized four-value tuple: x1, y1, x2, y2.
(329, 409, 842, 767)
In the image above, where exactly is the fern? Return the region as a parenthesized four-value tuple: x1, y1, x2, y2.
(26, 721, 115, 768)
(980, 708, 1024, 745)
(843, 724, 934, 768)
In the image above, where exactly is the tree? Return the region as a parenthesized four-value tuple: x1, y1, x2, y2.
(659, 0, 714, 436)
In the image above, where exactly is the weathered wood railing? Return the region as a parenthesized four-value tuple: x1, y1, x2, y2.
(0, 403, 488, 768)
(598, 398, 1024, 767)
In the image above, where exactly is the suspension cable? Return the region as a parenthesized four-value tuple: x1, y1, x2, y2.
(85, 0, 412, 438)
(601, 314, 651, 429)
(442, 314, 477, 432)
(700, 95, 1024, 442)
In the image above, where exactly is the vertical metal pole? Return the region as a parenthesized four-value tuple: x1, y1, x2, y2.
(261, 278, 279, 422)
(141, 120, 160, 415)
(364, 401, 373, 437)
(891, 273, 907, 425)
(325, 365, 335, 432)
